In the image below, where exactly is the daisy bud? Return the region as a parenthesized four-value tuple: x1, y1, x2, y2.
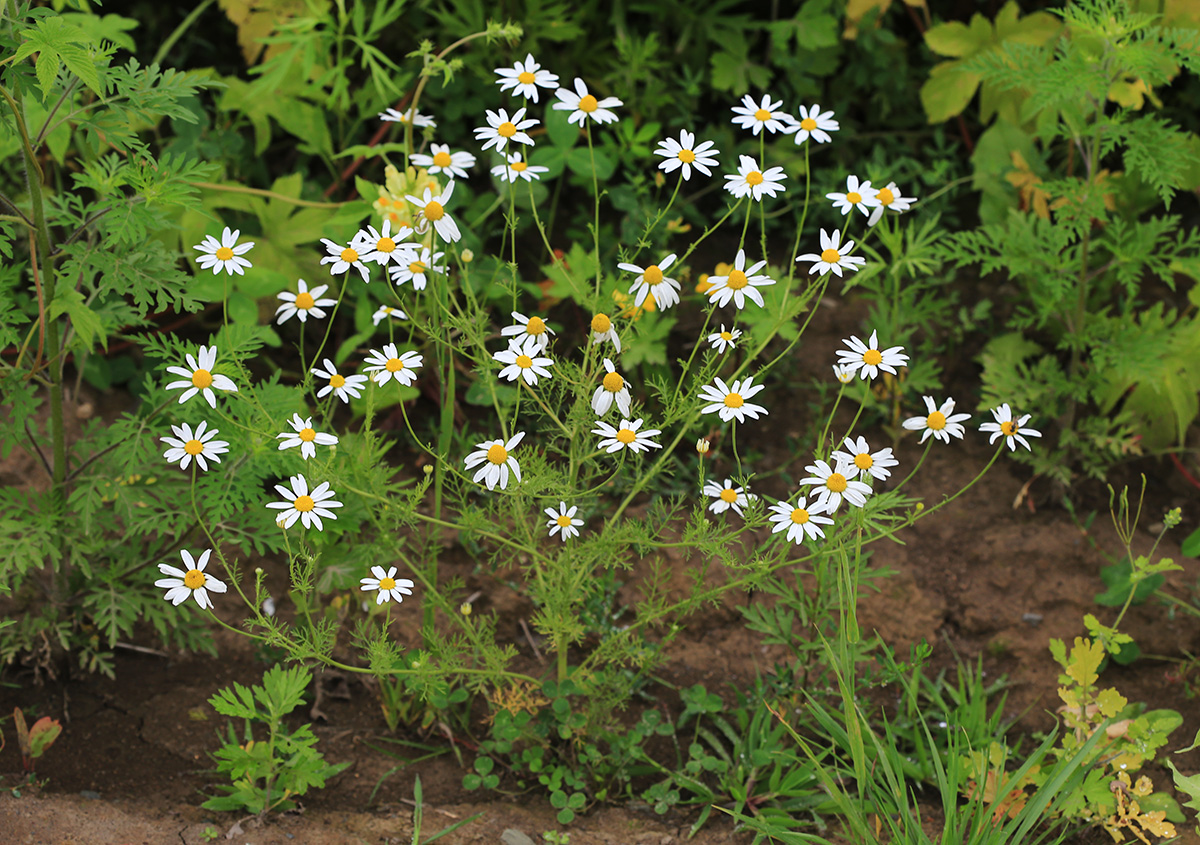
(461, 248, 474, 263)
(696, 438, 710, 455)
(423, 464, 434, 476)
(460, 602, 472, 616)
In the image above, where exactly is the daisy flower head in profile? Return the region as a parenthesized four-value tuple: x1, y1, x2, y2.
(703, 478, 757, 517)
(353, 220, 413, 266)
(544, 501, 583, 541)
(827, 175, 880, 217)
(495, 53, 560, 102)
(698, 375, 768, 424)
(724, 155, 786, 202)
(790, 104, 839, 145)
(832, 364, 856, 384)
(379, 107, 435, 128)
(620, 253, 681, 311)
(592, 358, 632, 416)
(492, 152, 549, 183)
(161, 421, 229, 472)
(655, 130, 719, 181)
(276, 278, 337, 325)
(501, 311, 555, 352)
(730, 93, 793, 135)
(372, 304, 407, 326)
(359, 565, 415, 605)
(409, 144, 476, 179)
(388, 245, 445, 291)
(832, 435, 898, 482)
(592, 418, 663, 454)
(405, 181, 461, 243)
(796, 228, 866, 278)
(276, 413, 338, 460)
(311, 358, 369, 404)
(903, 396, 971, 444)
(463, 431, 525, 491)
(768, 495, 835, 544)
(799, 458, 872, 512)
(494, 335, 554, 386)
(475, 107, 538, 153)
(980, 404, 1042, 452)
(708, 324, 742, 354)
(837, 330, 909, 381)
(320, 237, 370, 283)
(704, 249, 775, 310)
(590, 313, 621, 352)
(364, 343, 423, 387)
(266, 474, 343, 530)
(553, 77, 622, 125)
(165, 346, 238, 408)
(194, 227, 254, 276)
(868, 182, 918, 227)
(156, 549, 226, 610)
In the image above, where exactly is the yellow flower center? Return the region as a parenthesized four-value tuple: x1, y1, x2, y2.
(432, 151, 452, 168)
(854, 453, 874, 469)
(754, 108, 771, 122)
(295, 291, 315, 310)
(678, 149, 696, 163)
(790, 508, 810, 525)
(299, 428, 317, 442)
(800, 117, 817, 131)
(184, 439, 205, 456)
(724, 393, 744, 408)
(1001, 420, 1018, 436)
(518, 71, 536, 84)
(191, 369, 213, 389)
(720, 331, 733, 341)
(591, 313, 612, 333)
(579, 94, 598, 112)
(863, 349, 883, 366)
(726, 270, 748, 290)
(603, 371, 624, 392)
(424, 201, 444, 221)
(498, 121, 517, 138)
(877, 187, 895, 205)
(215, 246, 234, 261)
(511, 160, 528, 172)
(846, 191, 862, 204)
(643, 265, 664, 286)
(616, 428, 636, 444)
(719, 488, 738, 503)
(556, 514, 572, 527)
(385, 357, 405, 372)
(746, 171, 764, 186)
(377, 237, 396, 252)
(487, 443, 508, 464)
(927, 411, 947, 430)
(825, 473, 848, 493)
(820, 248, 841, 263)
(515, 354, 534, 368)
(183, 569, 206, 590)
(330, 374, 346, 388)
(379, 576, 396, 590)
(526, 316, 546, 335)
(340, 247, 359, 263)
(410, 261, 426, 275)
(294, 495, 315, 512)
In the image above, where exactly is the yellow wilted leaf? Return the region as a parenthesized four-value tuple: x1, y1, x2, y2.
(218, 0, 319, 65)
(1097, 687, 1128, 718)
(1065, 637, 1105, 688)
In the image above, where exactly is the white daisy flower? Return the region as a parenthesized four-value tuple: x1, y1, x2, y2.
(372, 304, 408, 326)
(193, 227, 254, 276)
(827, 175, 880, 217)
(837, 330, 909, 381)
(155, 549, 227, 610)
(790, 104, 839, 145)
(799, 458, 872, 512)
(544, 501, 583, 541)
(405, 181, 461, 243)
(980, 404, 1043, 452)
(708, 325, 742, 354)
(311, 358, 369, 403)
(903, 396, 971, 444)
(388, 245, 445, 290)
(492, 151, 549, 183)
(724, 155, 786, 201)
(320, 238, 370, 283)
(796, 228, 866, 278)
(161, 420, 229, 472)
(768, 495, 835, 544)
(275, 278, 337, 325)
(832, 364, 856, 384)
(730, 94, 793, 135)
(164, 345, 239, 409)
(620, 253, 681, 310)
(353, 220, 412, 266)
(276, 413, 338, 460)
(501, 311, 555, 352)
(832, 435, 899, 482)
(379, 107, 435, 128)
(474, 107, 538, 153)
(359, 565, 415, 605)
(654, 130, 719, 180)
(552, 77, 622, 126)
(592, 418, 663, 454)
(592, 358, 632, 416)
(590, 313, 621, 353)
(494, 336, 554, 386)
(364, 343, 423, 387)
(698, 376, 768, 424)
(265, 474, 343, 530)
(704, 249, 775, 310)
(463, 431, 525, 491)
(409, 144, 476, 179)
(495, 54, 560, 102)
(868, 182, 918, 226)
(703, 478, 757, 516)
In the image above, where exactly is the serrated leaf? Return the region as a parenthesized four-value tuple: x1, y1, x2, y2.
(49, 287, 105, 352)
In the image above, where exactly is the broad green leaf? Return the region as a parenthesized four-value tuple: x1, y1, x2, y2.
(544, 105, 578, 151)
(924, 20, 987, 58)
(1182, 526, 1200, 559)
(1094, 556, 1165, 606)
(920, 60, 982, 123)
(566, 146, 615, 180)
(49, 287, 105, 351)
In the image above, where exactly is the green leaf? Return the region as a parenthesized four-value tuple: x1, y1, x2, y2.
(566, 146, 615, 180)
(14, 16, 104, 99)
(1095, 556, 1165, 606)
(1182, 526, 1200, 558)
(924, 20, 988, 58)
(544, 105, 578, 150)
(49, 287, 105, 351)
(921, 61, 982, 123)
